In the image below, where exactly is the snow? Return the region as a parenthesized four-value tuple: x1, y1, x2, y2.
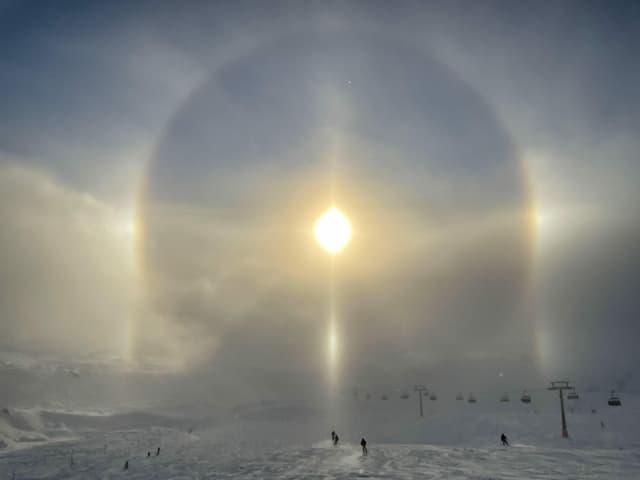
(2, 392, 640, 478)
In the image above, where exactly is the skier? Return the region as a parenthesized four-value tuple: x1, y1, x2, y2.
(360, 437, 368, 456)
(500, 433, 509, 446)
(333, 433, 339, 447)
(156, 447, 160, 456)
(123, 460, 129, 470)
(331, 430, 336, 443)
(147, 451, 151, 457)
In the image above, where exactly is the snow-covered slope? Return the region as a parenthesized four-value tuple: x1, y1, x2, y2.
(1, 429, 639, 479)
(1, 391, 639, 478)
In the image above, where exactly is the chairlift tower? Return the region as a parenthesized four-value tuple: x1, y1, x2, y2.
(413, 385, 428, 417)
(548, 380, 574, 438)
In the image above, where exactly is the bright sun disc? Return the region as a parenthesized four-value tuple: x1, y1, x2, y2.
(314, 207, 351, 254)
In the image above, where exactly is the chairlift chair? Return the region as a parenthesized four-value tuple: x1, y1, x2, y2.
(521, 390, 532, 404)
(456, 393, 464, 401)
(429, 393, 437, 401)
(608, 390, 621, 407)
(400, 392, 410, 400)
(567, 388, 579, 401)
(468, 393, 477, 403)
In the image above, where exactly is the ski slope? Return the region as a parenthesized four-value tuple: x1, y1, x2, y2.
(1, 392, 640, 478)
(2, 433, 639, 479)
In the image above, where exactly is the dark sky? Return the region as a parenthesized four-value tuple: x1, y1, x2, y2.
(1, 1, 639, 404)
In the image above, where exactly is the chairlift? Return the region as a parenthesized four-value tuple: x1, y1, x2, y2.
(608, 390, 621, 407)
(467, 393, 477, 403)
(500, 392, 510, 402)
(567, 388, 579, 401)
(521, 390, 532, 404)
(429, 393, 437, 401)
(456, 393, 464, 401)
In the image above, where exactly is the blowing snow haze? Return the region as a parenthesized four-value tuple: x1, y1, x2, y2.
(1, 1, 639, 408)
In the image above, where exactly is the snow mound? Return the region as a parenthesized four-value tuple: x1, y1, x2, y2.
(0, 407, 63, 451)
(0, 408, 193, 453)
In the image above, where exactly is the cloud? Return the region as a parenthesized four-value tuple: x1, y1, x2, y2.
(0, 160, 134, 357)
(534, 214, 640, 383)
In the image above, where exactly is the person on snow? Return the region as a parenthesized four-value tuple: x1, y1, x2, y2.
(123, 460, 129, 470)
(331, 430, 336, 443)
(360, 437, 368, 456)
(500, 433, 509, 446)
(156, 447, 161, 456)
(333, 433, 339, 446)
(147, 451, 151, 457)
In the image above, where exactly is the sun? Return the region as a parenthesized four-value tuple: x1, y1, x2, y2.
(314, 207, 352, 254)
